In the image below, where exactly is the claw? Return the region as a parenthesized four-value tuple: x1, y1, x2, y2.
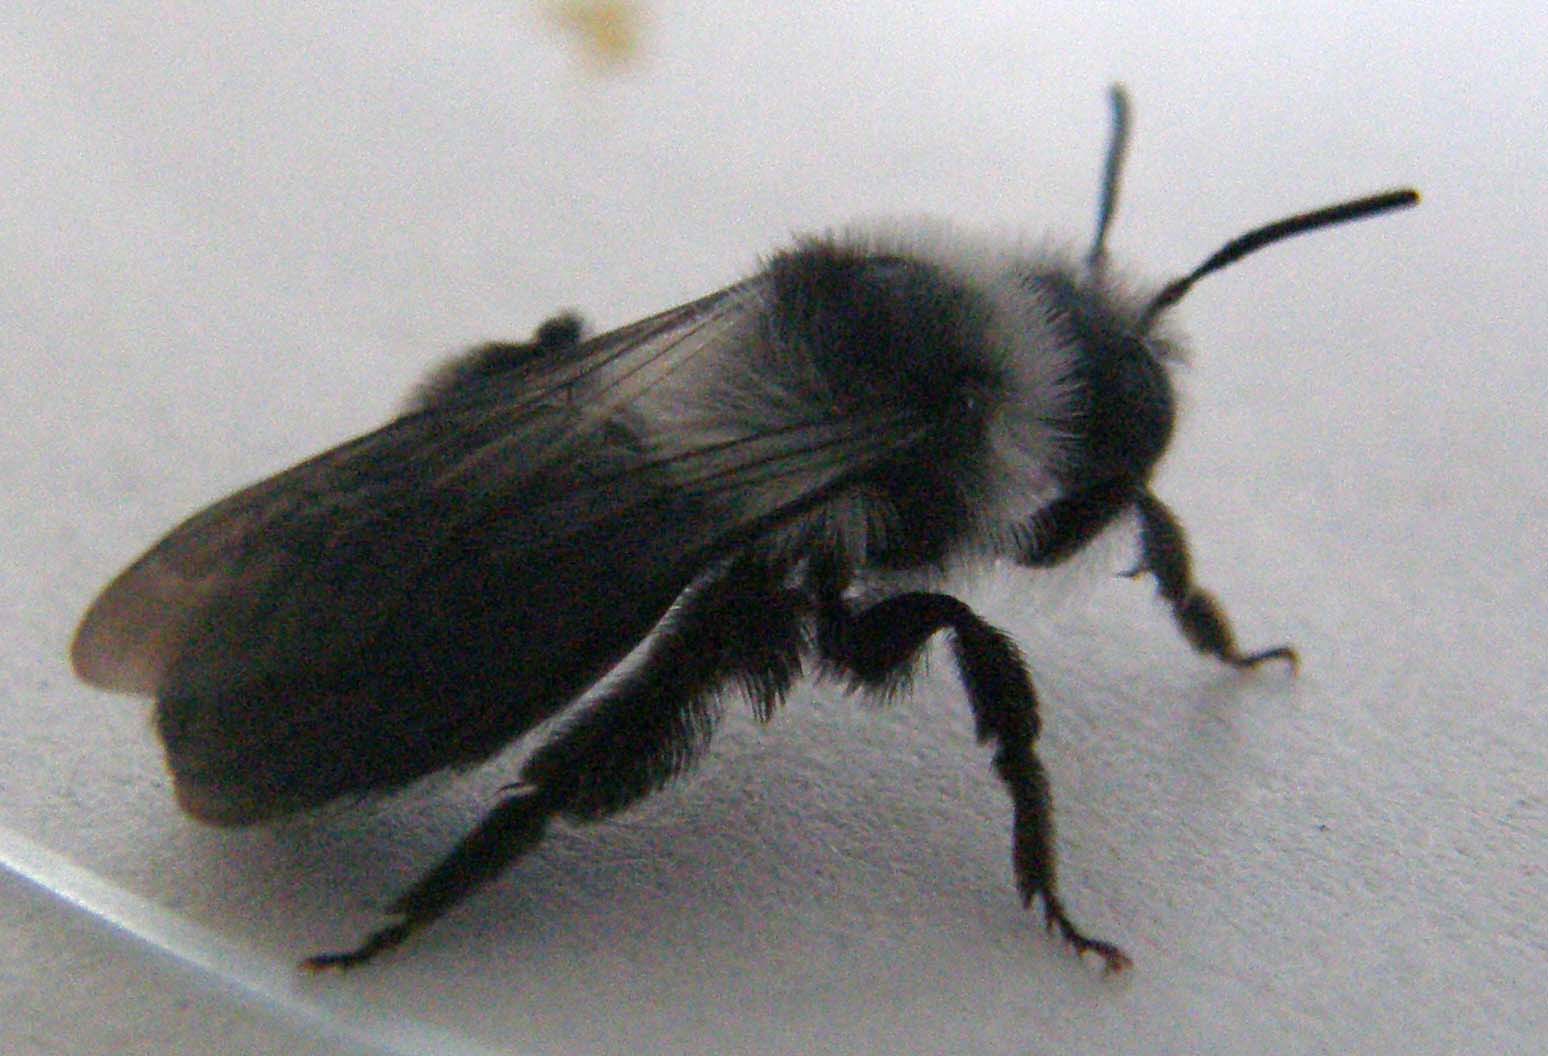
(1040, 894, 1132, 975)
(299, 919, 411, 972)
(1229, 643, 1299, 674)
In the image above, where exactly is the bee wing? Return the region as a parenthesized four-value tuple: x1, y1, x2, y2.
(70, 285, 745, 696)
(71, 281, 924, 823)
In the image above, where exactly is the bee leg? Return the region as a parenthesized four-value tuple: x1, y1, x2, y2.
(817, 590, 1132, 974)
(520, 560, 808, 816)
(302, 560, 806, 971)
(1017, 480, 1135, 568)
(408, 311, 586, 410)
(1127, 489, 1298, 671)
(301, 786, 556, 971)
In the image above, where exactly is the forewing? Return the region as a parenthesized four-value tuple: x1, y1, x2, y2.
(71, 283, 751, 695)
(71, 280, 924, 823)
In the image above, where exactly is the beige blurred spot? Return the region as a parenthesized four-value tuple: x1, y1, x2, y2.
(541, 1, 645, 69)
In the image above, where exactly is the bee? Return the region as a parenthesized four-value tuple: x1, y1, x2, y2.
(71, 88, 1417, 971)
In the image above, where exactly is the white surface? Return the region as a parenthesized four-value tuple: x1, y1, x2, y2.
(3, 3, 1543, 1054)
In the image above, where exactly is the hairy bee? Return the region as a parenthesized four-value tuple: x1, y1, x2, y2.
(71, 88, 1417, 971)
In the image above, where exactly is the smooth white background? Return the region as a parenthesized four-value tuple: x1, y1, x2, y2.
(3, 3, 1543, 1054)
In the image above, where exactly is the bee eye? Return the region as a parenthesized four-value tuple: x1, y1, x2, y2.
(1071, 337, 1174, 481)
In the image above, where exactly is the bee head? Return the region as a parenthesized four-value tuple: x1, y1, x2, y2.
(1013, 86, 1416, 567)
(1037, 271, 1176, 492)
(1057, 86, 1416, 495)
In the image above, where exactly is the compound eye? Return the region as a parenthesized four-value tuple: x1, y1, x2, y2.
(1072, 336, 1174, 483)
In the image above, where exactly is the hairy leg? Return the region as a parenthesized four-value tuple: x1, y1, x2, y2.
(1130, 490, 1298, 670)
(817, 588, 1130, 973)
(1017, 480, 1135, 568)
(303, 559, 806, 969)
(410, 311, 586, 410)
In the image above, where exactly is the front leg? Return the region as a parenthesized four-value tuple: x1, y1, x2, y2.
(1017, 481, 1135, 568)
(1130, 490, 1298, 670)
(818, 590, 1131, 973)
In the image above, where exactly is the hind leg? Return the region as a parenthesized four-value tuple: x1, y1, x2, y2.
(303, 561, 806, 969)
(409, 311, 586, 410)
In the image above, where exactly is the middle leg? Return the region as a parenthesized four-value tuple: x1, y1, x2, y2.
(817, 588, 1131, 973)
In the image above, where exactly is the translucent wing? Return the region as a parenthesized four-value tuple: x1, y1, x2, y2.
(71, 281, 923, 823)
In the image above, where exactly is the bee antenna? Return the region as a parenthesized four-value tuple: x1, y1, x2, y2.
(1139, 187, 1420, 328)
(1087, 84, 1132, 271)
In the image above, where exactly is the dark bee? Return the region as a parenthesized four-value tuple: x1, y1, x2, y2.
(70, 88, 1417, 971)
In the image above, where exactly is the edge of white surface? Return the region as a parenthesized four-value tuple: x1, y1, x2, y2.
(0, 824, 506, 1056)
